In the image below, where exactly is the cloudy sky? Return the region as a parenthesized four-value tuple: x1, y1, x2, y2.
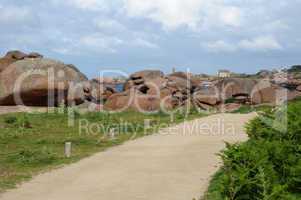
(1, 0, 301, 78)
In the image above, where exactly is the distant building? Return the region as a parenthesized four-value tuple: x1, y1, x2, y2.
(218, 70, 231, 78)
(172, 67, 176, 73)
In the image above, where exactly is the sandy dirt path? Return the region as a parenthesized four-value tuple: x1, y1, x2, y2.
(0, 113, 256, 200)
(0, 106, 48, 115)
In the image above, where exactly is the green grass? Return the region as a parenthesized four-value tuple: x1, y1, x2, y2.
(231, 104, 272, 114)
(204, 99, 301, 200)
(202, 170, 225, 200)
(0, 107, 205, 192)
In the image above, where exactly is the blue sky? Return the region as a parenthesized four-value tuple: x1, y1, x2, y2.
(1, 0, 301, 78)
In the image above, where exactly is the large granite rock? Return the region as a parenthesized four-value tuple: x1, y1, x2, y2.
(121, 70, 194, 111)
(168, 71, 199, 89)
(0, 57, 16, 73)
(193, 85, 220, 107)
(0, 50, 43, 73)
(124, 70, 164, 91)
(4, 50, 28, 60)
(88, 80, 116, 103)
(216, 78, 258, 100)
(251, 85, 301, 105)
(104, 89, 161, 112)
(0, 58, 87, 106)
(130, 70, 164, 80)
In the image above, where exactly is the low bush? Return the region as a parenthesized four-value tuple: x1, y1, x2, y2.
(6, 148, 58, 166)
(225, 97, 236, 104)
(3, 114, 32, 129)
(4, 116, 17, 124)
(205, 100, 301, 199)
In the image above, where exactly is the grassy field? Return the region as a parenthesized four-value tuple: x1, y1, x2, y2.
(0, 107, 205, 193)
(204, 99, 301, 200)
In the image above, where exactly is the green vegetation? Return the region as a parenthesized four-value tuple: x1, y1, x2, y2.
(224, 97, 236, 104)
(204, 99, 301, 199)
(0, 108, 205, 192)
(287, 65, 301, 73)
(285, 65, 301, 79)
(231, 104, 272, 114)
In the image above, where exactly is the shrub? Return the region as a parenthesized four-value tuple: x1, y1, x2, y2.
(7, 148, 58, 166)
(225, 97, 236, 104)
(3, 114, 32, 129)
(206, 99, 301, 199)
(18, 114, 32, 129)
(288, 65, 301, 73)
(4, 116, 17, 124)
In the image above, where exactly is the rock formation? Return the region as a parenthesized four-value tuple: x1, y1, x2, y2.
(0, 50, 43, 73)
(0, 50, 117, 107)
(1, 50, 301, 112)
(106, 70, 196, 112)
(0, 58, 87, 106)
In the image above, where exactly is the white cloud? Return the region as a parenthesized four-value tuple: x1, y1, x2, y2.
(94, 18, 126, 32)
(52, 47, 74, 55)
(203, 36, 282, 53)
(132, 38, 159, 49)
(52, 33, 125, 55)
(219, 6, 242, 27)
(123, 0, 244, 31)
(53, 0, 109, 11)
(0, 5, 34, 25)
(202, 40, 237, 53)
(51, 34, 158, 56)
(239, 36, 282, 51)
(124, 0, 204, 30)
(262, 20, 289, 32)
(79, 34, 124, 53)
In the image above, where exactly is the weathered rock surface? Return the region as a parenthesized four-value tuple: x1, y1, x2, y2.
(131, 70, 164, 80)
(169, 72, 199, 89)
(88, 80, 117, 103)
(27, 52, 43, 59)
(251, 85, 279, 105)
(1, 50, 301, 111)
(4, 50, 28, 60)
(104, 89, 161, 112)
(124, 70, 164, 91)
(0, 50, 44, 73)
(0, 57, 16, 73)
(0, 58, 87, 106)
(193, 85, 220, 107)
(216, 78, 258, 100)
(110, 70, 195, 112)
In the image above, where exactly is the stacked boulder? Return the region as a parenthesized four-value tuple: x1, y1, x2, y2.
(192, 83, 220, 110)
(1, 50, 301, 112)
(88, 79, 117, 103)
(104, 70, 196, 112)
(192, 77, 301, 111)
(105, 71, 301, 112)
(192, 78, 257, 110)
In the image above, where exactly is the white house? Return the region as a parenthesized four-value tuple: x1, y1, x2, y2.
(218, 70, 231, 78)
